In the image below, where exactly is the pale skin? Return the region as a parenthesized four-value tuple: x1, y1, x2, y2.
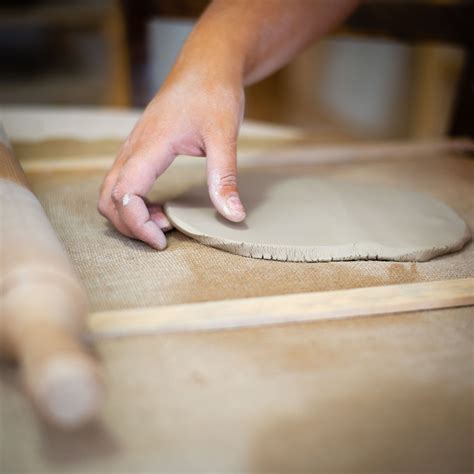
(99, 0, 359, 249)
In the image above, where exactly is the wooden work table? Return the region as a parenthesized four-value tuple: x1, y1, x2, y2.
(1, 107, 472, 472)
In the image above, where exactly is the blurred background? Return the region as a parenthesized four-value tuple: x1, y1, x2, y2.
(0, 0, 472, 140)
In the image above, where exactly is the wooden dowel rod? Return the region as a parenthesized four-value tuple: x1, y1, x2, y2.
(88, 278, 474, 339)
(19, 138, 474, 174)
(238, 138, 474, 167)
(0, 124, 104, 429)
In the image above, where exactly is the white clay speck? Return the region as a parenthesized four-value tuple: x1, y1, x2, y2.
(122, 193, 131, 207)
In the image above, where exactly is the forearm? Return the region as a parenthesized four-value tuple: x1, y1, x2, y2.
(170, 0, 359, 86)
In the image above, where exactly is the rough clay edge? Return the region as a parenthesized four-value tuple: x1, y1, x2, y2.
(164, 204, 472, 263)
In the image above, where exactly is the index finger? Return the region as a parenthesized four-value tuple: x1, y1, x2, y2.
(111, 146, 175, 249)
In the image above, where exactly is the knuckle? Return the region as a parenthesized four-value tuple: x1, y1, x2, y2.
(111, 186, 125, 206)
(218, 173, 238, 190)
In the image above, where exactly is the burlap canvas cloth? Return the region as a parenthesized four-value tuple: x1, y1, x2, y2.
(25, 151, 473, 312)
(3, 306, 472, 472)
(4, 142, 472, 473)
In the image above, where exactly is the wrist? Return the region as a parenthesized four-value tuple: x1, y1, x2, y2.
(160, 51, 243, 105)
(169, 23, 248, 85)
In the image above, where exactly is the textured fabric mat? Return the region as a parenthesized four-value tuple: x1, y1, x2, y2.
(27, 154, 473, 312)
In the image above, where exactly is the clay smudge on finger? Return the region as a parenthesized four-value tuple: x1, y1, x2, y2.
(208, 169, 245, 221)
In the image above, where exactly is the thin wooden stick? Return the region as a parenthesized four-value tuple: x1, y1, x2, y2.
(0, 124, 104, 429)
(88, 278, 474, 339)
(238, 138, 474, 166)
(19, 138, 474, 174)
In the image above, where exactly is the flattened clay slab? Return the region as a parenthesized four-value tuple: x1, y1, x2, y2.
(164, 174, 471, 262)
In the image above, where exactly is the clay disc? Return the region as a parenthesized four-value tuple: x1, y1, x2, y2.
(164, 174, 471, 262)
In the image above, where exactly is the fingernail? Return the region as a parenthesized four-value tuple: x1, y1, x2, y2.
(152, 212, 171, 227)
(157, 215, 173, 232)
(154, 233, 167, 250)
(158, 215, 171, 227)
(225, 194, 246, 219)
(144, 221, 167, 250)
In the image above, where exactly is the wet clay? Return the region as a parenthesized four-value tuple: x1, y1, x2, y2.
(165, 173, 471, 262)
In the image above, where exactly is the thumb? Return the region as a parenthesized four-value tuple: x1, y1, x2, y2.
(205, 137, 246, 222)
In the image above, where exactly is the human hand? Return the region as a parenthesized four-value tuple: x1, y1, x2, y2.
(98, 72, 246, 249)
(98, 0, 358, 250)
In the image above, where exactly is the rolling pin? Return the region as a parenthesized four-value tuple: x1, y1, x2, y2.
(0, 123, 104, 429)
